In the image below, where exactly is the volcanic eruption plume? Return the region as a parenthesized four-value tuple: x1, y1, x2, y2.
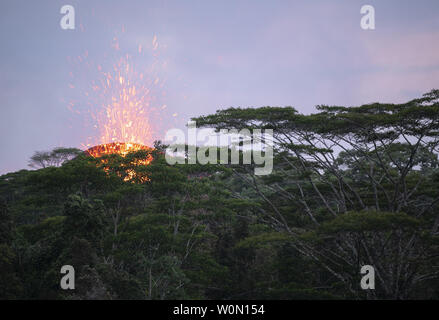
(68, 35, 166, 179)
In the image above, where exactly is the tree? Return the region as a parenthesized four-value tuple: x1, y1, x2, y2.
(192, 89, 439, 299)
(3, 90, 439, 299)
(0, 201, 23, 298)
(28, 147, 82, 169)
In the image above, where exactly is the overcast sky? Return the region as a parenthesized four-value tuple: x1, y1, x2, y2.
(1, 0, 439, 174)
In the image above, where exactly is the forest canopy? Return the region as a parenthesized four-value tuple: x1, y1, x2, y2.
(1, 90, 438, 299)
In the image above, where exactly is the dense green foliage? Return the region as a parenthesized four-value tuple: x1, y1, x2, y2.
(1, 91, 438, 299)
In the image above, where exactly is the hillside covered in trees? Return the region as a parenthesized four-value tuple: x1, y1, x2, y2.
(1, 90, 438, 300)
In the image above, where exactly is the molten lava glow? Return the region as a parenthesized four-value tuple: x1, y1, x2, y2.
(90, 55, 153, 148)
(85, 142, 153, 182)
(69, 34, 166, 181)
(70, 35, 166, 152)
(85, 142, 152, 158)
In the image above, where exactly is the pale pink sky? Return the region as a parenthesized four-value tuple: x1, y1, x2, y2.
(1, 0, 438, 174)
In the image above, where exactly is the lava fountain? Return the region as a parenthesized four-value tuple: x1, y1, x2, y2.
(70, 35, 165, 180)
(85, 142, 152, 158)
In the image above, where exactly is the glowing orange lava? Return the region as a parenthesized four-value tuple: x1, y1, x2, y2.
(85, 142, 153, 182)
(72, 35, 165, 181)
(85, 142, 152, 158)
(89, 55, 153, 147)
